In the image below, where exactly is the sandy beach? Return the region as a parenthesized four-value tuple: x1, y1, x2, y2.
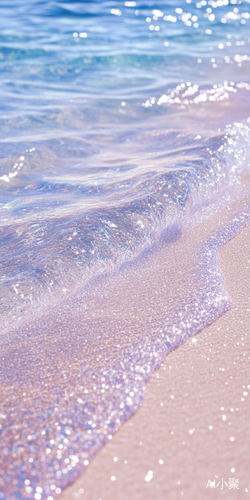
(60, 219, 250, 500)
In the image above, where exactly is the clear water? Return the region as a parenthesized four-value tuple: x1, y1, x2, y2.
(0, 1, 250, 499)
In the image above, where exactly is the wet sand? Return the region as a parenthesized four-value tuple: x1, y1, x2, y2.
(60, 220, 250, 499)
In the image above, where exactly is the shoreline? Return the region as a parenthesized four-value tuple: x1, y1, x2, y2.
(1, 178, 250, 500)
(60, 221, 250, 499)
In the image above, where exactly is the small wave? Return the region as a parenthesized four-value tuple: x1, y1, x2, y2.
(1, 118, 250, 329)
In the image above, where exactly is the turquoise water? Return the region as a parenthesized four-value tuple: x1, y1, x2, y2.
(1, 0, 250, 324)
(0, 1, 250, 499)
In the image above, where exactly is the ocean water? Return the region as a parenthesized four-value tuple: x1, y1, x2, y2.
(0, 0, 250, 498)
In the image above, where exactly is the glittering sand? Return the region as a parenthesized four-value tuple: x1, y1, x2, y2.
(60, 220, 250, 499)
(1, 177, 250, 500)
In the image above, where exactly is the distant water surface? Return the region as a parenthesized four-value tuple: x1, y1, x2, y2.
(0, 1, 250, 499)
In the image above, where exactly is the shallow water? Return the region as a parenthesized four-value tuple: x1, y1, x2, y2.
(0, 1, 250, 499)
